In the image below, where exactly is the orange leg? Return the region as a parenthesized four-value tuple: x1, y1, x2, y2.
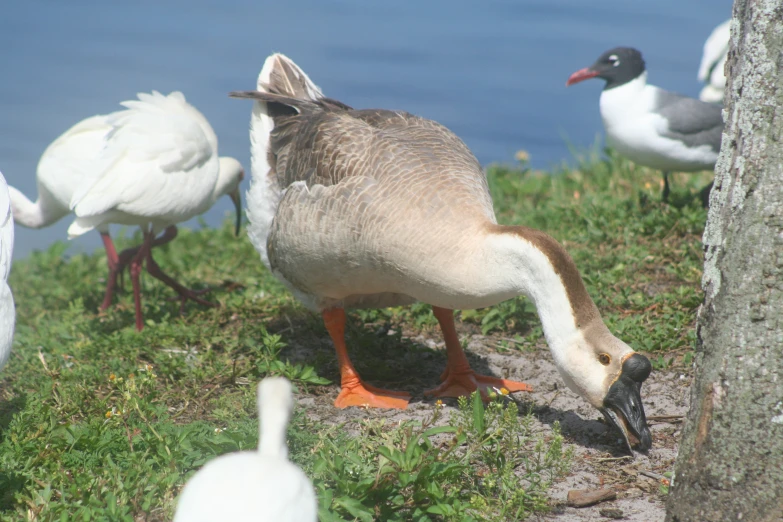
(322, 308, 410, 409)
(425, 306, 533, 399)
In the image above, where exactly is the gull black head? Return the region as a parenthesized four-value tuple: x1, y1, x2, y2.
(600, 352, 652, 453)
(566, 47, 647, 90)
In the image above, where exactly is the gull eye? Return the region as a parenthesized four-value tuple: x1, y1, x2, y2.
(607, 54, 620, 66)
(598, 353, 611, 366)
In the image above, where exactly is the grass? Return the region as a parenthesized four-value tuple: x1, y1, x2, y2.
(0, 147, 709, 520)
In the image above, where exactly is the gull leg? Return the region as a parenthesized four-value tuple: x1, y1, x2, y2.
(662, 171, 671, 203)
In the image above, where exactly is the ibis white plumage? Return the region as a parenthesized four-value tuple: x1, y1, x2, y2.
(698, 19, 730, 104)
(0, 170, 15, 372)
(66, 91, 245, 331)
(173, 377, 317, 522)
(6, 114, 178, 312)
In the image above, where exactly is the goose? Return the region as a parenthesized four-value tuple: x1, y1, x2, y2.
(697, 19, 730, 104)
(173, 377, 317, 522)
(67, 91, 245, 331)
(231, 53, 652, 453)
(7, 114, 178, 311)
(566, 47, 722, 206)
(1, 171, 15, 372)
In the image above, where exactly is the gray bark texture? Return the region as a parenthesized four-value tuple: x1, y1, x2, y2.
(666, 1, 783, 521)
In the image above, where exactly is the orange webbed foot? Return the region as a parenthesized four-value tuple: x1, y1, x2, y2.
(425, 369, 532, 399)
(334, 380, 411, 409)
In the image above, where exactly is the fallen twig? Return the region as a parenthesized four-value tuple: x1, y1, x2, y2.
(647, 414, 683, 423)
(639, 470, 666, 481)
(37, 350, 52, 376)
(595, 455, 633, 463)
(567, 488, 617, 508)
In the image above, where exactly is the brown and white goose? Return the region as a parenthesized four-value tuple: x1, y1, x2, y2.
(232, 54, 652, 452)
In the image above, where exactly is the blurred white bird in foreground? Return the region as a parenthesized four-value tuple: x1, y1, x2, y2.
(67, 91, 244, 331)
(0, 170, 16, 372)
(174, 377, 317, 522)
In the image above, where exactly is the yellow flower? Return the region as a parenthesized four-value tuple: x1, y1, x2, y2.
(499, 387, 510, 396)
(435, 400, 444, 408)
(109, 373, 116, 381)
(105, 410, 112, 419)
(514, 150, 530, 163)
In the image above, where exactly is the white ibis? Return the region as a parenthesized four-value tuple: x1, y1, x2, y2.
(67, 91, 244, 331)
(7, 114, 179, 310)
(698, 19, 730, 104)
(0, 170, 15, 372)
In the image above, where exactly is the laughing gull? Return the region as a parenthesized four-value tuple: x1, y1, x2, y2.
(698, 20, 730, 104)
(566, 47, 722, 205)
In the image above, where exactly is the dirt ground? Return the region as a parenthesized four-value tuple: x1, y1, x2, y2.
(292, 323, 691, 522)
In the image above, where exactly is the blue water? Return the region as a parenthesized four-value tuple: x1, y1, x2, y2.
(1, 0, 731, 258)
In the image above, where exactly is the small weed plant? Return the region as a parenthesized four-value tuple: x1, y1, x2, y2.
(313, 392, 572, 521)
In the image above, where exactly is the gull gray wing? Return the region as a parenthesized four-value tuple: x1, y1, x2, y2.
(655, 90, 723, 152)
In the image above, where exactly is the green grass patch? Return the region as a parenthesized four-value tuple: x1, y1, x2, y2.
(0, 148, 708, 520)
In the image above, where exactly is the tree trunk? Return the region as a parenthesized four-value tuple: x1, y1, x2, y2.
(666, 2, 783, 521)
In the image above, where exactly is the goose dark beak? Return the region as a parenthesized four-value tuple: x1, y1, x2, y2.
(601, 353, 652, 454)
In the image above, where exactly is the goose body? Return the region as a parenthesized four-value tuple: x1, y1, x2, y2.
(67, 91, 245, 331)
(0, 171, 15, 372)
(234, 54, 652, 452)
(173, 377, 317, 522)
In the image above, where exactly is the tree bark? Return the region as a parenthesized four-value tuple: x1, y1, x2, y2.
(666, 2, 783, 521)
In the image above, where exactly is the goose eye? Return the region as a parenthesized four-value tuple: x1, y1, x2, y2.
(598, 353, 611, 366)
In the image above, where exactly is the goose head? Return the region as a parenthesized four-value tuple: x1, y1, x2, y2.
(490, 227, 652, 453)
(216, 157, 245, 236)
(556, 321, 652, 453)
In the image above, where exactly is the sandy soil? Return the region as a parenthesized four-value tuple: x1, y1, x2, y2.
(290, 323, 691, 522)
